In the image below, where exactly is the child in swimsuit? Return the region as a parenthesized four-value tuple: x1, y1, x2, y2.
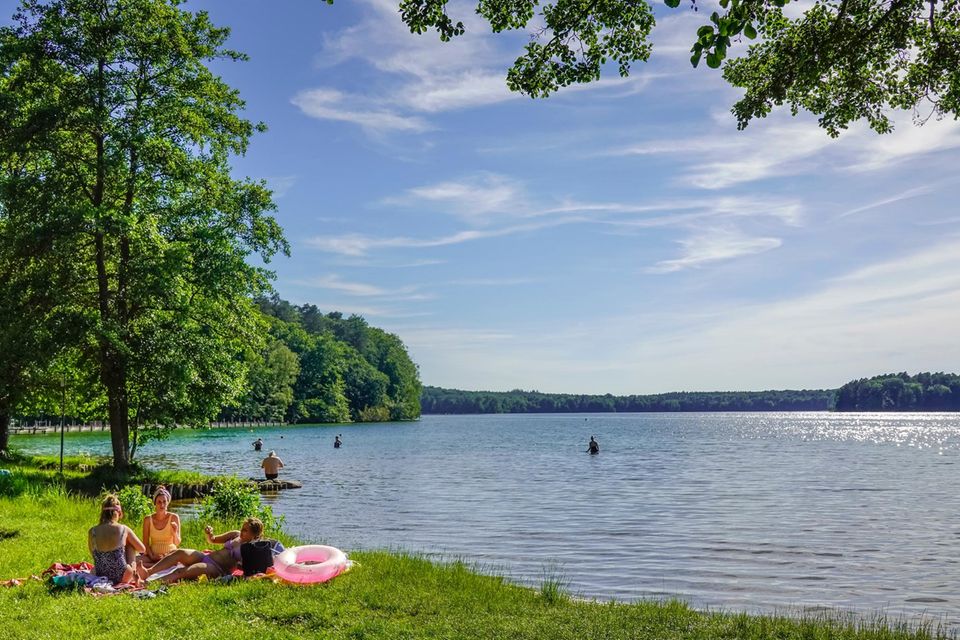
(138, 517, 264, 584)
(141, 485, 181, 563)
(88, 494, 147, 585)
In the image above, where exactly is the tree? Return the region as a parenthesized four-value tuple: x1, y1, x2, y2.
(0, 0, 287, 468)
(234, 337, 300, 423)
(376, 0, 960, 135)
(0, 156, 84, 456)
(292, 334, 352, 423)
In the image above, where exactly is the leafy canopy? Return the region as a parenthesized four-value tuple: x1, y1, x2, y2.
(357, 0, 960, 135)
(0, 0, 287, 467)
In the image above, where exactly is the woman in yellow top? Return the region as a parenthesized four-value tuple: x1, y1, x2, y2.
(142, 486, 181, 563)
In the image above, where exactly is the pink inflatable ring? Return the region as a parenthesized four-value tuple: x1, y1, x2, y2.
(273, 545, 349, 584)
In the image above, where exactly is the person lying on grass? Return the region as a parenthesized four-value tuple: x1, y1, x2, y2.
(137, 517, 263, 584)
(141, 485, 181, 565)
(89, 494, 147, 585)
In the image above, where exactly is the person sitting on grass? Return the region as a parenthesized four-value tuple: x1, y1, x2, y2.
(138, 517, 263, 584)
(89, 494, 147, 585)
(141, 485, 181, 565)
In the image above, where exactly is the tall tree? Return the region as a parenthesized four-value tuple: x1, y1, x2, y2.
(376, 0, 960, 135)
(0, 0, 287, 468)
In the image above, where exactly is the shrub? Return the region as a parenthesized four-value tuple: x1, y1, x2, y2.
(0, 471, 29, 497)
(198, 477, 283, 533)
(116, 486, 153, 526)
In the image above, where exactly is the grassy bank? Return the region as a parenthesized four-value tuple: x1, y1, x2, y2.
(0, 452, 222, 497)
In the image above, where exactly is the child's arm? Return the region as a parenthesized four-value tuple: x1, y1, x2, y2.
(204, 525, 240, 545)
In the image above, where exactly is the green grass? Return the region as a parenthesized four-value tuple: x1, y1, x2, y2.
(0, 487, 952, 640)
(1, 451, 223, 496)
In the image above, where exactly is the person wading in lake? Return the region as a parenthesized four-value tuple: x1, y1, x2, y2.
(587, 436, 600, 455)
(261, 451, 284, 480)
(252, 438, 263, 452)
(334, 434, 342, 449)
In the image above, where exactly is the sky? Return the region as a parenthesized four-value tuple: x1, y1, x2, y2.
(9, 0, 960, 394)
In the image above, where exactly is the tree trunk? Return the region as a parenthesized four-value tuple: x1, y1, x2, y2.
(95, 231, 130, 470)
(0, 412, 10, 458)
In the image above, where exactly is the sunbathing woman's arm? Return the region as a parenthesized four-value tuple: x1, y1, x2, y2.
(204, 525, 240, 545)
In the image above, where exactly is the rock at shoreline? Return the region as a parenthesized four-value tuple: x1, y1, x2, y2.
(250, 478, 303, 492)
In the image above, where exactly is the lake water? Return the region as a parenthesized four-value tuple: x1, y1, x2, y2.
(12, 412, 960, 626)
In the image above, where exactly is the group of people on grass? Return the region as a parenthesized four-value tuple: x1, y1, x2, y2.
(88, 487, 265, 587)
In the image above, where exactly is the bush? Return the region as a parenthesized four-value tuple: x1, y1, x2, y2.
(116, 486, 153, 526)
(0, 471, 29, 497)
(198, 477, 283, 533)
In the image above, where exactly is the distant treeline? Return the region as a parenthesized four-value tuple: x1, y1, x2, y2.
(420, 386, 836, 414)
(834, 372, 960, 411)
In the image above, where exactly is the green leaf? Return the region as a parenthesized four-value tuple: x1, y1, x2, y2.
(706, 52, 721, 68)
(691, 51, 703, 68)
(664, 0, 681, 7)
(744, 23, 757, 39)
(697, 25, 713, 38)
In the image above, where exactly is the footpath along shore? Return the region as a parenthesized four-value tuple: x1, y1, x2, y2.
(0, 455, 952, 640)
(8, 419, 285, 436)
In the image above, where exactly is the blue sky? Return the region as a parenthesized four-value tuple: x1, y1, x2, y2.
(12, 0, 960, 394)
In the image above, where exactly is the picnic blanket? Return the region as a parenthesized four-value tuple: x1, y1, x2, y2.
(4, 558, 280, 596)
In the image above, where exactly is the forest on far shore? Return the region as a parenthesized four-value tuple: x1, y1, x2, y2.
(422, 372, 960, 414)
(421, 386, 836, 414)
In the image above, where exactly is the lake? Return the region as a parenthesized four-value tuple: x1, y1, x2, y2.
(12, 412, 960, 626)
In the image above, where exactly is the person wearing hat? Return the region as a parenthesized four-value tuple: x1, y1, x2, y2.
(261, 450, 284, 480)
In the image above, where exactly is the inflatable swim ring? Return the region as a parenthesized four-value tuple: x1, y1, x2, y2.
(272, 545, 349, 584)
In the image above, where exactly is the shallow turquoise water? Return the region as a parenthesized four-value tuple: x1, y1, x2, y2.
(13, 412, 960, 624)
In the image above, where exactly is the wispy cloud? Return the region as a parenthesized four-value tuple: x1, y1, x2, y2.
(383, 172, 529, 221)
(837, 184, 937, 219)
(301, 0, 659, 135)
(607, 116, 960, 189)
(291, 88, 430, 133)
(636, 238, 960, 388)
(444, 277, 539, 286)
(295, 275, 393, 296)
(306, 220, 567, 256)
(265, 175, 297, 198)
(647, 228, 782, 273)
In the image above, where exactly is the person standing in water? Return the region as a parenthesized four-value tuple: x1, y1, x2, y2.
(252, 438, 263, 452)
(334, 434, 342, 449)
(587, 436, 600, 454)
(261, 451, 284, 480)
